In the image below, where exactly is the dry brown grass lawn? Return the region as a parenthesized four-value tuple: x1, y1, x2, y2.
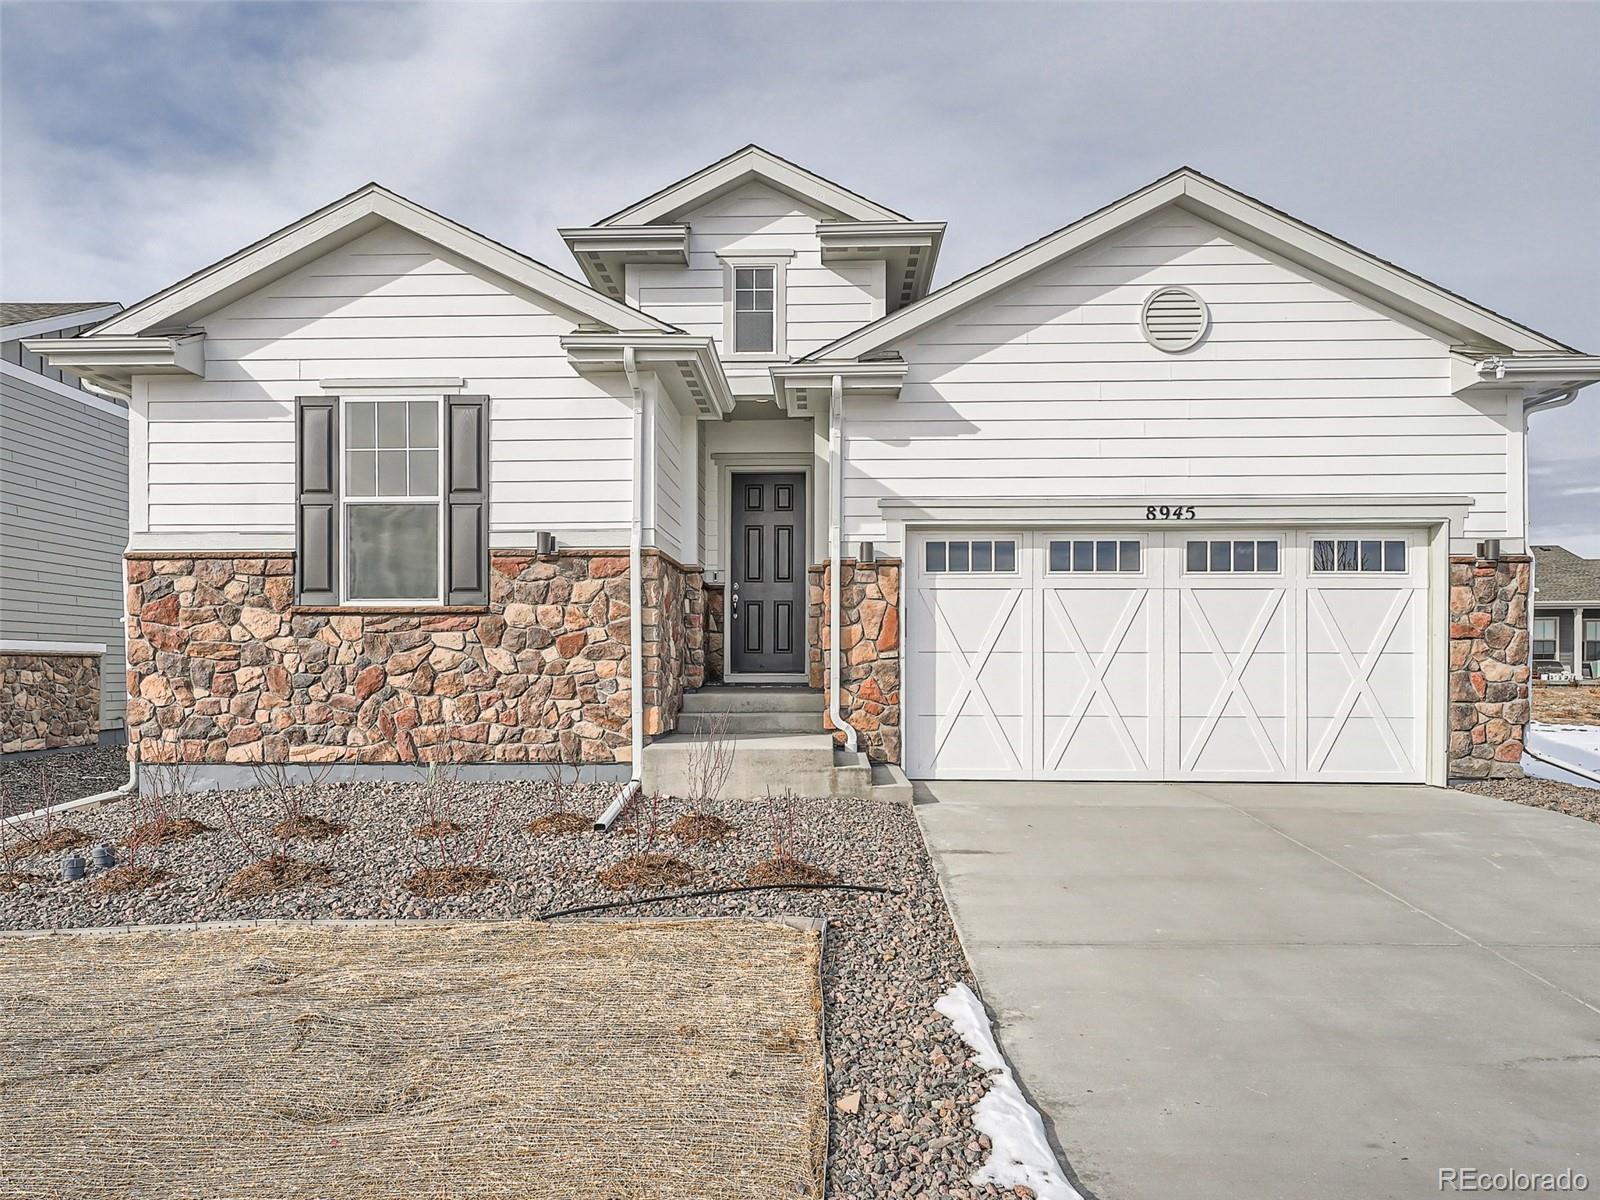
(0, 919, 826, 1199)
(1532, 683, 1600, 725)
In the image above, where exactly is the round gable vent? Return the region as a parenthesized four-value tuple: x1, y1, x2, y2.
(1140, 286, 1209, 352)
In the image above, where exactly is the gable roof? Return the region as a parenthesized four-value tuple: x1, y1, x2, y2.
(1533, 545, 1600, 606)
(804, 167, 1588, 363)
(90, 183, 677, 339)
(594, 144, 910, 226)
(1, 301, 119, 327)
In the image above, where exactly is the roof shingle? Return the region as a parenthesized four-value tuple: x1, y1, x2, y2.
(1, 301, 118, 327)
(1532, 545, 1600, 606)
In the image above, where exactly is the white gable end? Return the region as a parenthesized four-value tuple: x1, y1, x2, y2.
(137, 224, 639, 545)
(844, 211, 1521, 554)
(628, 180, 885, 378)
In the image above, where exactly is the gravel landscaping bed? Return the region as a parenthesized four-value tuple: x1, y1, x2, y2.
(0, 744, 126, 818)
(1456, 775, 1600, 825)
(0, 778, 1036, 1199)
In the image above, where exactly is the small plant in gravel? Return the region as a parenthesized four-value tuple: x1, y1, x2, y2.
(669, 712, 741, 844)
(94, 791, 173, 894)
(403, 765, 501, 897)
(0, 810, 49, 892)
(123, 762, 214, 848)
(253, 761, 344, 842)
(214, 788, 334, 900)
(597, 791, 696, 892)
(669, 811, 735, 845)
(745, 789, 833, 886)
(526, 764, 591, 836)
(4, 770, 92, 857)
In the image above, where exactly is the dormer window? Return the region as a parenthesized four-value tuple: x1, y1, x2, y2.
(735, 266, 775, 353)
(721, 253, 790, 359)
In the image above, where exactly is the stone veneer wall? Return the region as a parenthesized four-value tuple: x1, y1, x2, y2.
(807, 559, 901, 763)
(1, 652, 102, 754)
(704, 585, 725, 684)
(123, 549, 703, 767)
(641, 552, 704, 736)
(1448, 553, 1531, 780)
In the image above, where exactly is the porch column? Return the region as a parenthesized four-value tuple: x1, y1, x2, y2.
(1577, 607, 1587, 674)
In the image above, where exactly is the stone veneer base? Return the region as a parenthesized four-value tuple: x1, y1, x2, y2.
(124, 548, 704, 768)
(807, 559, 901, 763)
(1447, 553, 1532, 781)
(0, 651, 103, 754)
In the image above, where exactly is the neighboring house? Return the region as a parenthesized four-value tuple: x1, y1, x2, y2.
(1, 301, 128, 755)
(1531, 545, 1600, 679)
(26, 147, 1600, 791)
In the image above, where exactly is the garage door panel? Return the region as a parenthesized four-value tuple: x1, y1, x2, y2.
(907, 527, 1430, 783)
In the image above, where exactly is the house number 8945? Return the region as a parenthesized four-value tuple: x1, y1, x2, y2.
(1146, 505, 1198, 520)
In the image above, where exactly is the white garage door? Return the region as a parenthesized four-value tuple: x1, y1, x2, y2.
(906, 529, 1429, 782)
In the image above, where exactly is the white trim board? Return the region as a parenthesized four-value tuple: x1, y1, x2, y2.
(0, 640, 108, 655)
(0, 303, 122, 341)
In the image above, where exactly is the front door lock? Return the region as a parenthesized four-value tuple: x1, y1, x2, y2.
(730, 580, 740, 618)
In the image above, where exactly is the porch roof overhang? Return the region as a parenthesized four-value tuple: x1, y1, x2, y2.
(1449, 352, 1600, 407)
(558, 225, 691, 300)
(21, 332, 205, 398)
(562, 332, 736, 419)
(768, 359, 909, 417)
(816, 221, 945, 312)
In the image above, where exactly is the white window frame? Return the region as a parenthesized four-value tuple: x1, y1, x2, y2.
(1183, 537, 1284, 576)
(1531, 617, 1558, 659)
(339, 396, 445, 606)
(720, 252, 791, 360)
(1046, 536, 1147, 575)
(923, 537, 1020, 576)
(1310, 536, 1408, 575)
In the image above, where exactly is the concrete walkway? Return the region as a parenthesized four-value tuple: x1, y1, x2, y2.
(917, 781, 1600, 1200)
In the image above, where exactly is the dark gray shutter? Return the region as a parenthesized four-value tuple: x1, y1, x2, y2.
(296, 396, 339, 605)
(444, 395, 489, 605)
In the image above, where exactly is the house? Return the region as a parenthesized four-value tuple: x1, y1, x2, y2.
(1531, 545, 1600, 679)
(1, 301, 128, 755)
(25, 147, 1600, 792)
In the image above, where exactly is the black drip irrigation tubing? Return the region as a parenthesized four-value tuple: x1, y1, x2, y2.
(537, 881, 901, 920)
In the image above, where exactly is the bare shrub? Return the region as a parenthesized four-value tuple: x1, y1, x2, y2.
(746, 789, 828, 885)
(403, 767, 501, 896)
(213, 787, 333, 900)
(595, 853, 696, 892)
(252, 760, 343, 842)
(684, 711, 738, 804)
(527, 763, 590, 836)
(3, 768, 91, 858)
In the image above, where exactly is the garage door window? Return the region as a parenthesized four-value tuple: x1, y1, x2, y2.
(1185, 539, 1279, 573)
(1313, 538, 1405, 574)
(1048, 539, 1141, 573)
(925, 539, 1016, 574)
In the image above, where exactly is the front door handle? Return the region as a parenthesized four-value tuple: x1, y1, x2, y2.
(730, 582, 740, 618)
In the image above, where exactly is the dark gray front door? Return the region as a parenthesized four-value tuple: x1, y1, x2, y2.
(730, 472, 805, 674)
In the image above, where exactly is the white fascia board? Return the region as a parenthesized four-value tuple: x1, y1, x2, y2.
(561, 333, 735, 418)
(816, 221, 946, 252)
(0, 304, 123, 341)
(770, 361, 908, 416)
(90, 185, 677, 339)
(0, 360, 129, 419)
(808, 168, 1588, 363)
(596, 145, 908, 226)
(1452, 352, 1600, 403)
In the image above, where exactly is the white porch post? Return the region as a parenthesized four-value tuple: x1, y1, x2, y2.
(1575, 607, 1586, 674)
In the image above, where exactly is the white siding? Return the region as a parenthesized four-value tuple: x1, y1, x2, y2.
(138, 224, 637, 548)
(650, 386, 691, 562)
(628, 181, 884, 376)
(1, 370, 129, 729)
(845, 213, 1516, 555)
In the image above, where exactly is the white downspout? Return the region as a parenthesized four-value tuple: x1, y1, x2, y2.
(828, 374, 859, 753)
(595, 347, 647, 831)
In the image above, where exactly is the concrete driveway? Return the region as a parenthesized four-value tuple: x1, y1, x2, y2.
(917, 781, 1600, 1200)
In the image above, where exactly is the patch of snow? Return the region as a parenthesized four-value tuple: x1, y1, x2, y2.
(1524, 722, 1600, 789)
(934, 982, 1081, 1200)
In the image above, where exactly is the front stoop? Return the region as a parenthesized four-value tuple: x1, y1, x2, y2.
(643, 686, 905, 801)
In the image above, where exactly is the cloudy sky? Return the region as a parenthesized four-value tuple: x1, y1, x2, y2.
(3, 1, 1596, 551)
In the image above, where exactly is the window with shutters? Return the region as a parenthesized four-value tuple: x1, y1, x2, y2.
(342, 398, 443, 603)
(296, 394, 488, 608)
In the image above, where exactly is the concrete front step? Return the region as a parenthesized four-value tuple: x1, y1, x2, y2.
(680, 686, 822, 715)
(678, 710, 823, 735)
(643, 730, 884, 801)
